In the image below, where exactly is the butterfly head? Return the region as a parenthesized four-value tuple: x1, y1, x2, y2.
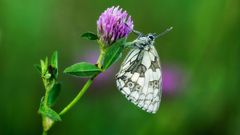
(146, 33, 159, 41)
(145, 33, 157, 42)
(132, 27, 173, 48)
(133, 33, 158, 49)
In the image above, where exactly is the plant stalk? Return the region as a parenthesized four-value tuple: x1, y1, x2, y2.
(59, 44, 105, 116)
(41, 43, 106, 134)
(59, 78, 94, 116)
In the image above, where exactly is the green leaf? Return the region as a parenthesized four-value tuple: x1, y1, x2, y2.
(40, 59, 46, 75)
(47, 83, 61, 107)
(51, 51, 58, 69)
(81, 32, 98, 40)
(64, 62, 102, 78)
(40, 57, 49, 76)
(103, 38, 126, 70)
(34, 64, 41, 73)
(38, 102, 61, 121)
(48, 51, 58, 79)
(45, 57, 48, 66)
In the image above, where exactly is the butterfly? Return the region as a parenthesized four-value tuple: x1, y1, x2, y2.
(116, 27, 172, 113)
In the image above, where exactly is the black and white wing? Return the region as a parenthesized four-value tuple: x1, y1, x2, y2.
(116, 45, 162, 113)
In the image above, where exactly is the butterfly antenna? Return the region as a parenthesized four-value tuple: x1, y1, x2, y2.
(124, 22, 143, 36)
(132, 29, 143, 36)
(156, 27, 173, 38)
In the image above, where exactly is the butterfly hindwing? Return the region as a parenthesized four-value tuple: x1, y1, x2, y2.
(116, 45, 162, 113)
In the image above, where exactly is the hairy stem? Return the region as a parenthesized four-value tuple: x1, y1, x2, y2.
(96, 40, 106, 68)
(96, 49, 105, 68)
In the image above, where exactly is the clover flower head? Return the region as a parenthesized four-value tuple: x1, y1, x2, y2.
(97, 6, 134, 45)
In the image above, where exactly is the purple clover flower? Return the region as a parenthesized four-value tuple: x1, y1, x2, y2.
(97, 6, 134, 46)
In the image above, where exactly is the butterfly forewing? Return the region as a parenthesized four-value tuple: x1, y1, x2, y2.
(116, 45, 162, 113)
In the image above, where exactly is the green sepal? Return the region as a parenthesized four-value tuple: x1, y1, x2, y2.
(64, 62, 102, 78)
(81, 32, 98, 40)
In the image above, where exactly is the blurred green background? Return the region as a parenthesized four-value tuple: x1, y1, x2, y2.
(0, 0, 239, 135)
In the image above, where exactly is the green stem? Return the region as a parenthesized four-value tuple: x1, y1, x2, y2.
(40, 41, 106, 134)
(59, 46, 105, 116)
(96, 40, 105, 68)
(59, 78, 94, 116)
(97, 49, 105, 68)
(43, 87, 49, 106)
(42, 130, 47, 135)
(41, 78, 51, 135)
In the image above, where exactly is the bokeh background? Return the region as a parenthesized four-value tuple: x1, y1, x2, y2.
(0, 0, 239, 135)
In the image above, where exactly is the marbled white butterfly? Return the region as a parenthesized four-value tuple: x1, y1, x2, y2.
(116, 27, 172, 113)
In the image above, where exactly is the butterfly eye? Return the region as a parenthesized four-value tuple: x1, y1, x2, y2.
(136, 85, 142, 90)
(148, 35, 154, 40)
(127, 82, 135, 88)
